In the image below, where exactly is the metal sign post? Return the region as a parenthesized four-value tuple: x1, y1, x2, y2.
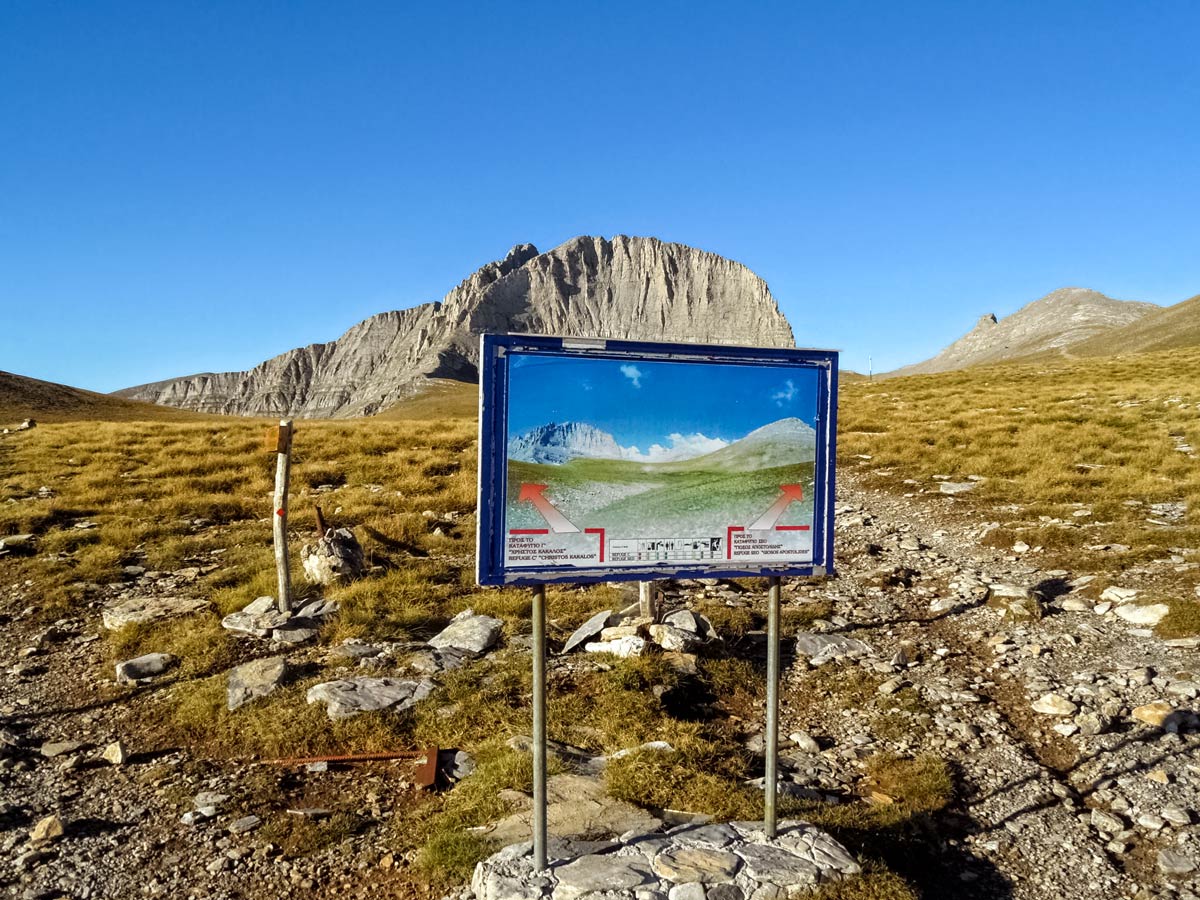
(764, 575, 782, 837)
(531, 584, 548, 870)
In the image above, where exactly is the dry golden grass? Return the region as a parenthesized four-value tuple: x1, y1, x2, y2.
(841, 346, 1200, 571)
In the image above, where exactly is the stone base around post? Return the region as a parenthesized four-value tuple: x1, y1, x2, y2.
(470, 819, 861, 900)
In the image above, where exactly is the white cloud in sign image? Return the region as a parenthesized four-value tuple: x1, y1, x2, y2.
(619, 364, 643, 388)
(621, 432, 729, 463)
(772, 378, 797, 406)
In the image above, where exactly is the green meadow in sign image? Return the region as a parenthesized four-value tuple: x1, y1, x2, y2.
(503, 354, 820, 541)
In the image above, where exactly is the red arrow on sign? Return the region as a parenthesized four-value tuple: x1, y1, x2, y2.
(518, 483, 580, 534)
(747, 484, 805, 531)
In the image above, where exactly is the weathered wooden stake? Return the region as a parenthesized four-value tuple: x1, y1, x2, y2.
(638, 580, 654, 620)
(273, 419, 294, 613)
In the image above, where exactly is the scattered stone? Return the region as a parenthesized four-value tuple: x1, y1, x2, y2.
(40, 741, 85, 758)
(1100, 586, 1139, 604)
(789, 731, 821, 753)
(794, 633, 873, 664)
(1132, 700, 1175, 728)
(0, 533, 34, 551)
(228, 815, 261, 834)
(306, 676, 434, 720)
(102, 595, 208, 630)
(986, 583, 1042, 620)
(227, 656, 290, 711)
(101, 741, 128, 765)
(1031, 694, 1077, 716)
(938, 481, 976, 494)
(115, 652, 176, 682)
(1114, 604, 1170, 626)
(648, 624, 700, 652)
(221, 600, 291, 638)
(30, 814, 64, 845)
(1161, 806, 1192, 827)
(429, 609, 503, 657)
(584, 635, 647, 658)
(1157, 849, 1197, 877)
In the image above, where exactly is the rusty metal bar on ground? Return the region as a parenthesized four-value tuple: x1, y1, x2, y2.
(263, 746, 441, 788)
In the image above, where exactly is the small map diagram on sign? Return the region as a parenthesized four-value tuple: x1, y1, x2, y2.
(502, 355, 820, 569)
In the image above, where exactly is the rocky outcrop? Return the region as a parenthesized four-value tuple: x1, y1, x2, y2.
(117, 236, 795, 417)
(890, 287, 1159, 377)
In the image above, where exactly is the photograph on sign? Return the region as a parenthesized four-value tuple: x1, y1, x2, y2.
(478, 335, 837, 584)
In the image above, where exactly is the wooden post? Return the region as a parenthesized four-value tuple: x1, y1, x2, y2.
(638, 580, 660, 621)
(272, 420, 294, 613)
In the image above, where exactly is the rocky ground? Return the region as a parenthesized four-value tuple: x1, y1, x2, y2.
(1, 470, 1197, 900)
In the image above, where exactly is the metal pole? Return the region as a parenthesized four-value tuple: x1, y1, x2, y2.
(531, 583, 548, 870)
(765, 575, 781, 838)
(273, 420, 293, 614)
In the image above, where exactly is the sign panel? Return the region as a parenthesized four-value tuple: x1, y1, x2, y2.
(477, 334, 838, 585)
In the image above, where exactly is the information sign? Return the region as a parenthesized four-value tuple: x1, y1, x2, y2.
(477, 334, 838, 585)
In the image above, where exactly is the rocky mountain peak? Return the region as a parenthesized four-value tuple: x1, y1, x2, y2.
(890, 287, 1160, 377)
(117, 236, 795, 417)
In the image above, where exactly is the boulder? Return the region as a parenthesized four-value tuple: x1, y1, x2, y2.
(301, 527, 366, 585)
(584, 635, 647, 658)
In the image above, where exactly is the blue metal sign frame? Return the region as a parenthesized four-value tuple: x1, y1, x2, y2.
(477, 333, 838, 586)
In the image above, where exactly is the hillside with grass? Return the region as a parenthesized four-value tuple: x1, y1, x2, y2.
(0, 370, 208, 424)
(1067, 293, 1200, 358)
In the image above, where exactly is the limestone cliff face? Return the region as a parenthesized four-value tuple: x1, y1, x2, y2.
(116, 236, 796, 417)
(889, 287, 1159, 377)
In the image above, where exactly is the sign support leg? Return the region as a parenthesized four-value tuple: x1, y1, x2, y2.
(765, 574, 781, 838)
(532, 583, 548, 871)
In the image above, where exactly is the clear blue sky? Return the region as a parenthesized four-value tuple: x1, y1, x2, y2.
(508, 354, 819, 450)
(2, 1, 1197, 391)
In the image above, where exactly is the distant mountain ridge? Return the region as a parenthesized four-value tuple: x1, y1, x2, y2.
(508, 422, 626, 465)
(117, 236, 796, 418)
(890, 287, 1160, 377)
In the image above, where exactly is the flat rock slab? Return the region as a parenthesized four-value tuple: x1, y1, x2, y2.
(470, 820, 860, 900)
(429, 609, 503, 656)
(102, 596, 208, 630)
(794, 633, 873, 664)
(306, 677, 434, 720)
(227, 656, 289, 710)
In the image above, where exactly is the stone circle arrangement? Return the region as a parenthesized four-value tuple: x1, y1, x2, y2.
(470, 819, 862, 900)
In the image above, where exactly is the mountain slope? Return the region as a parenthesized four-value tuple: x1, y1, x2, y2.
(1, 371, 205, 424)
(1067, 293, 1200, 358)
(117, 235, 796, 418)
(889, 287, 1159, 377)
